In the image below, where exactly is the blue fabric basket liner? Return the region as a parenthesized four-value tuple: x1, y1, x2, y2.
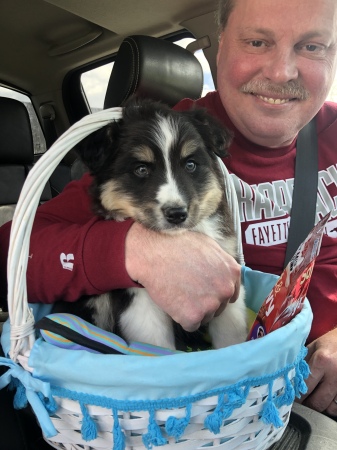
(0, 266, 313, 443)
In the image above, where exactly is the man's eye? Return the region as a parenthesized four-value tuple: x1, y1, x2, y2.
(134, 164, 150, 177)
(185, 160, 196, 173)
(296, 43, 327, 55)
(303, 44, 326, 54)
(306, 45, 318, 52)
(250, 40, 265, 48)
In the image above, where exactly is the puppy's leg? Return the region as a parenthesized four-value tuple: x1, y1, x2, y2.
(208, 287, 247, 348)
(119, 288, 176, 349)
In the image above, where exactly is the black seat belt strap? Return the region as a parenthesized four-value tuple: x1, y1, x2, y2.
(284, 118, 318, 267)
(40, 104, 58, 149)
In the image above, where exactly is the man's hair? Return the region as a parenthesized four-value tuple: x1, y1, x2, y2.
(216, 0, 235, 31)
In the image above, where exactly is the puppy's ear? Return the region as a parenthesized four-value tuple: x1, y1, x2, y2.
(184, 108, 233, 158)
(75, 120, 121, 174)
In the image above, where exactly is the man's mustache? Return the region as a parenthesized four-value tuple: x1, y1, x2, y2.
(240, 80, 310, 100)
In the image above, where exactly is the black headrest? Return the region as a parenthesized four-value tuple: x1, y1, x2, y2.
(104, 35, 203, 108)
(0, 97, 34, 164)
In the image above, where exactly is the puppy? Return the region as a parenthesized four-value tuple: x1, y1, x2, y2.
(54, 98, 247, 350)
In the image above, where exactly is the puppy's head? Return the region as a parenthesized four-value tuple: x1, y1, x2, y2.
(76, 98, 233, 232)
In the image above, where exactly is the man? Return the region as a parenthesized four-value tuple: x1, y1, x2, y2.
(1, 0, 337, 416)
(209, 0, 337, 417)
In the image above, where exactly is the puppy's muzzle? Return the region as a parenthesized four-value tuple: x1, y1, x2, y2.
(162, 206, 188, 224)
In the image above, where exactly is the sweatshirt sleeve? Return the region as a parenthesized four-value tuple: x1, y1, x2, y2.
(0, 173, 139, 304)
(173, 97, 196, 112)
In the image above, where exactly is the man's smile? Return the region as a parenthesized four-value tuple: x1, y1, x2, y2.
(255, 95, 292, 105)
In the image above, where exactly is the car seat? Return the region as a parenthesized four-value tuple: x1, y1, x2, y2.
(0, 97, 52, 309)
(0, 97, 51, 227)
(103, 34, 203, 108)
(49, 34, 204, 192)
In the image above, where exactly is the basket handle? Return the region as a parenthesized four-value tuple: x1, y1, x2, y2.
(7, 108, 123, 361)
(217, 158, 244, 265)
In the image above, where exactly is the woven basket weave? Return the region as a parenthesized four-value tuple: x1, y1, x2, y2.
(0, 108, 313, 450)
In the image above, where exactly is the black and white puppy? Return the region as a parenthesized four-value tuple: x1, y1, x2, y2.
(55, 99, 247, 350)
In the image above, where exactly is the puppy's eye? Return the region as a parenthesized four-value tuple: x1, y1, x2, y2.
(185, 160, 196, 173)
(134, 164, 150, 177)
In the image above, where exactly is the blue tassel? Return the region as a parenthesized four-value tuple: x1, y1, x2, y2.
(294, 371, 308, 398)
(165, 403, 191, 441)
(294, 348, 310, 398)
(297, 347, 310, 382)
(261, 382, 283, 428)
(13, 382, 28, 409)
(300, 345, 308, 360)
(299, 358, 310, 380)
(142, 409, 167, 449)
(204, 393, 225, 434)
(227, 387, 245, 412)
(8, 378, 27, 410)
(275, 373, 295, 408)
(45, 394, 58, 414)
(221, 387, 245, 421)
(80, 402, 98, 442)
(112, 408, 125, 450)
(38, 392, 58, 414)
(261, 400, 283, 428)
(204, 410, 223, 435)
(228, 387, 245, 405)
(205, 387, 246, 435)
(7, 377, 17, 392)
(220, 402, 234, 421)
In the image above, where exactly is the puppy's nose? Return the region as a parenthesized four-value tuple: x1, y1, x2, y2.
(163, 207, 187, 224)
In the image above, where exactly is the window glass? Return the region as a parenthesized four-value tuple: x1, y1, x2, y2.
(0, 86, 46, 154)
(174, 37, 215, 97)
(327, 79, 337, 102)
(81, 63, 113, 112)
(81, 36, 215, 112)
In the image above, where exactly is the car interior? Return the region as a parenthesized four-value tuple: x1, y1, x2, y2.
(1, 1, 337, 449)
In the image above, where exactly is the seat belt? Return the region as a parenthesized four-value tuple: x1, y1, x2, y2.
(40, 103, 58, 149)
(284, 117, 318, 267)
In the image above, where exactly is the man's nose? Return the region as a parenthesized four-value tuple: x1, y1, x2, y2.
(262, 48, 298, 84)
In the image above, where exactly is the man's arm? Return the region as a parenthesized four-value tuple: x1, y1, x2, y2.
(25, 214, 136, 302)
(126, 222, 241, 332)
(0, 174, 138, 303)
(0, 172, 241, 331)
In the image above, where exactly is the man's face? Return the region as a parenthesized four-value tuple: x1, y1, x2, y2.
(217, 0, 337, 147)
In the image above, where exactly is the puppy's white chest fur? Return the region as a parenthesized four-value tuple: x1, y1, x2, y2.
(120, 288, 176, 349)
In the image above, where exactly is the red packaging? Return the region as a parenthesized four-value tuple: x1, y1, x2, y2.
(247, 213, 331, 340)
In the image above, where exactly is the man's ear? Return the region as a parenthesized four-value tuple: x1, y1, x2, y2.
(75, 120, 121, 174)
(183, 108, 233, 158)
(216, 32, 225, 66)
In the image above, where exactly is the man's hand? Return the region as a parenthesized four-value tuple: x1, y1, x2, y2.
(297, 327, 337, 417)
(125, 222, 242, 332)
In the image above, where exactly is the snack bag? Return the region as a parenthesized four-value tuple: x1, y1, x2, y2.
(247, 212, 331, 340)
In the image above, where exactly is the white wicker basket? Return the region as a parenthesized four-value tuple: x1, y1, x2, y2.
(0, 108, 313, 450)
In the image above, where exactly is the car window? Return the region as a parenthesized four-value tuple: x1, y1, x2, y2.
(328, 82, 337, 102)
(81, 36, 215, 112)
(0, 86, 46, 154)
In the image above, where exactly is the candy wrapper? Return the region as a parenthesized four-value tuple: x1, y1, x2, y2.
(247, 212, 331, 340)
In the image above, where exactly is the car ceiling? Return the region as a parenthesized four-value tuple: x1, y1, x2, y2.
(1, 0, 219, 96)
